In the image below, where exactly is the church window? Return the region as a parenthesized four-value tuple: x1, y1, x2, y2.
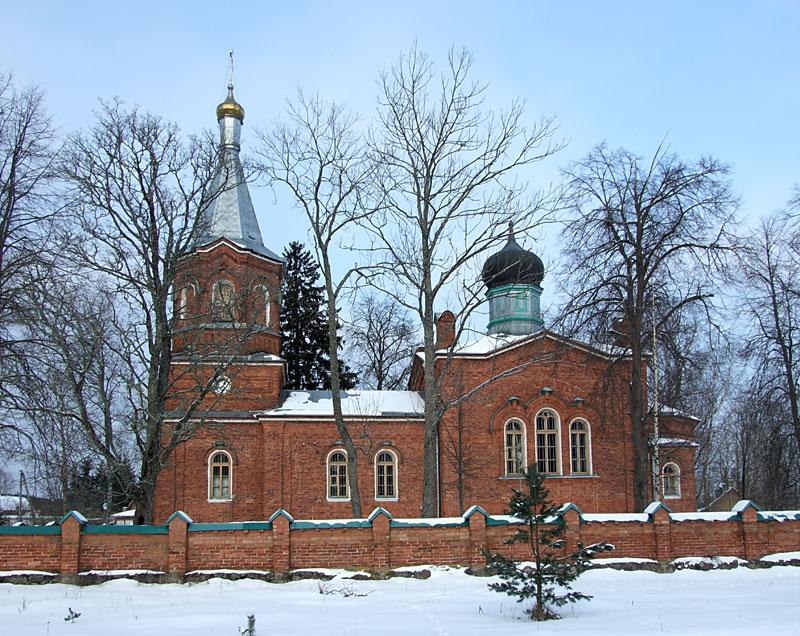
(212, 279, 236, 321)
(570, 419, 591, 474)
(327, 450, 349, 500)
(504, 419, 526, 476)
(535, 409, 560, 474)
(375, 450, 397, 499)
(177, 283, 195, 319)
(253, 284, 270, 327)
(662, 462, 681, 498)
(208, 451, 232, 500)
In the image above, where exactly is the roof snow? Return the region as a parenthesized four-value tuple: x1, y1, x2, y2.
(656, 437, 700, 447)
(659, 406, 701, 421)
(262, 390, 424, 418)
(417, 330, 632, 360)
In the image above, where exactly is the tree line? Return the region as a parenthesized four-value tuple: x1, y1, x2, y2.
(0, 45, 798, 522)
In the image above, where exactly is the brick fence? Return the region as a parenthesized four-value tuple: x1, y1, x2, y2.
(1, 501, 798, 577)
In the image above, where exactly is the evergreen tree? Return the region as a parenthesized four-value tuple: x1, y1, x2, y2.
(280, 242, 356, 390)
(485, 464, 613, 621)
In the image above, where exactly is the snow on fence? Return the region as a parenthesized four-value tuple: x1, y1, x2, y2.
(0, 501, 798, 578)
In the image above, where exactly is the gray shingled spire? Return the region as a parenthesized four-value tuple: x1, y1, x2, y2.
(197, 74, 281, 262)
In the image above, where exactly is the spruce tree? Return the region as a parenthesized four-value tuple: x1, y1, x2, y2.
(280, 242, 356, 390)
(485, 464, 613, 621)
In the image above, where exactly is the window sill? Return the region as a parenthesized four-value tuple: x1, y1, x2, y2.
(375, 497, 398, 502)
(326, 497, 351, 503)
(208, 498, 234, 503)
(498, 474, 599, 480)
(664, 495, 681, 500)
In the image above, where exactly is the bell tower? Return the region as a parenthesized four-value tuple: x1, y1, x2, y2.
(170, 58, 285, 411)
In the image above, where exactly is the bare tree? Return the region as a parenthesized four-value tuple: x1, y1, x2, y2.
(256, 92, 374, 516)
(59, 101, 223, 522)
(559, 143, 736, 511)
(0, 72, 58, 435)
(345, 293, 417, 390)
(738, 215, 800, 456)
(366, 45, 560, 515)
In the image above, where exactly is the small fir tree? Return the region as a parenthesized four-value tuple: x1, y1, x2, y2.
(485, 464, 613, 621)
(280, 242, 356, 390)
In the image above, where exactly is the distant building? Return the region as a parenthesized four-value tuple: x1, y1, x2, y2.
(153, 85, 698, 522)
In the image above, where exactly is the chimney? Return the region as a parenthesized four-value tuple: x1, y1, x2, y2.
(435, 311, 456, 350)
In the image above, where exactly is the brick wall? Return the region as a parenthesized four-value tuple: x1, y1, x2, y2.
(2, 503, 799, 577)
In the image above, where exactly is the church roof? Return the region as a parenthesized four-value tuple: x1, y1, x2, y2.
(196, 83, 282, 262)
(262, 390, 424, 418)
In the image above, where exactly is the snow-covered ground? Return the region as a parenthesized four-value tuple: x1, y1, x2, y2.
(1, 566, 799, 635)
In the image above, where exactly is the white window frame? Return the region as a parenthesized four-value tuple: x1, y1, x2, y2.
(535, 408, 562, 475)
(374, 449, 398, 501)
(569, 418, 592, 475)
(326, 449, 350, 501)
(504, 419, 527, 476)
(208, 450, 233, 502)
(662, 462, 681, 499)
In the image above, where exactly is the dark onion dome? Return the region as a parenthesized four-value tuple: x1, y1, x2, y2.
(481, 222, 544, 288)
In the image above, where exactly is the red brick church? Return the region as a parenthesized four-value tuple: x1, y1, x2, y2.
(153, 86, 698, 523)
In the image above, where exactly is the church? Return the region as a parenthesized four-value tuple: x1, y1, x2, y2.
(153, 85, 699, 523)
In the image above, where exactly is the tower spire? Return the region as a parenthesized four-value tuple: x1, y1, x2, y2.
(196, 55, 280, 261)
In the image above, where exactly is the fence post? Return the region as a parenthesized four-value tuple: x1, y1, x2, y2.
(559, 503, 583, 555)
(59, 511, 87, 576)
(465, 505, 489, 566)
(167, 511, 192, 576)
(369, 508, 392, 570)
(269, 509, 293, 572)
(734, 500, 766, 560)
(645, 502, 673, 562)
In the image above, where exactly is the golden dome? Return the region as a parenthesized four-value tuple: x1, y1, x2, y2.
(216, 84, 245, 121)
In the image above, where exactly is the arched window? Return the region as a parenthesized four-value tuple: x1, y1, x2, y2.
(375, 450, 398, 499)
(504, 419, 526, 476)
(662, 462, 681, 498)
(327, 450, 349, 500)
(570, 419, 591, 475)
(208, 451, 232, 500)
(211, 279, 235, 321)
(177, 283, 195, 320)
(535, 409, 561, 474)
(252, 284, 270, 327)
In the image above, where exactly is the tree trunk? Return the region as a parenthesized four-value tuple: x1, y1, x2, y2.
(322, 256, 362, 517)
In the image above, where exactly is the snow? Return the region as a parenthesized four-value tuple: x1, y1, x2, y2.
(1, 566, 799, 634)
(79, 570, 164, 576)
(0, 570, 57, 577)
(671, 512, 738, 522)
(187, 569, 271, 576)
(761, 551, 800, 562)
(0, 494, 29, 511)
(390, 516, 466, 527)
(452, 333, 530, 355)
(659, 406, 701, 421)
(582, 512, 650, 522)
(263, 390, 424, 417)
(590, 557, 658, 564)
(758, 510, 800, 521)
(655, 436, 700, 447)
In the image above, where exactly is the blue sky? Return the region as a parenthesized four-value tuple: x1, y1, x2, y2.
(3, 1, 799, 309)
